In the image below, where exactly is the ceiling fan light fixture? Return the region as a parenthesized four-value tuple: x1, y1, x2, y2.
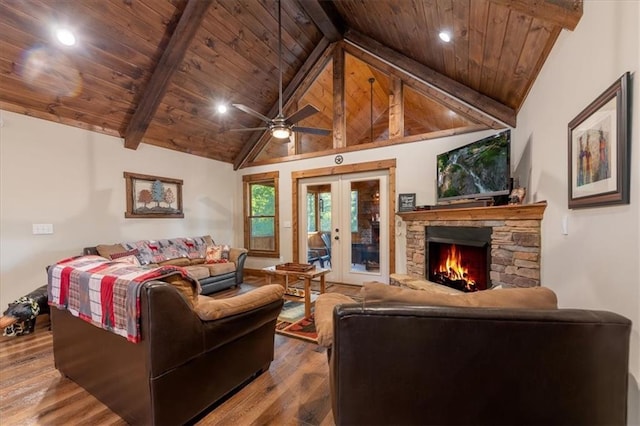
(272, 126, 291, 139)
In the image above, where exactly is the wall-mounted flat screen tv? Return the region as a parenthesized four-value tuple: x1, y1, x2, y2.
(437, 130, 511, 202)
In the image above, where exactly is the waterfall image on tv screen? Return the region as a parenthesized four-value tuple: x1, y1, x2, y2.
(437, 130, 510, 201)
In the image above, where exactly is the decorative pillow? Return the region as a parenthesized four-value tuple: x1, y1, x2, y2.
(362, 283, 558, 310)
(315, 292, 359, 347)
(205, 245, 223, 263)
(195, 284, 284, 320)
(110, 249, 139, 260)
(220, 244, 231, 260)
(96, 243, 127, 259)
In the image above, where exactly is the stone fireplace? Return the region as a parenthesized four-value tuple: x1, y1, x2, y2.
(397, 203, 546, 289)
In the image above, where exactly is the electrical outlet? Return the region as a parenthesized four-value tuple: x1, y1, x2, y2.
(32, 223, 54, 234)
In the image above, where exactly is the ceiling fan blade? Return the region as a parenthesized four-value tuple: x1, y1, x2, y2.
(226, 127, 269, 133)
(292, 126, 331, 136)
(285, 104, 320, 124)
(232, 104, 273, 123)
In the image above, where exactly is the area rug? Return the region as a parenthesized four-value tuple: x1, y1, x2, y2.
(276, 314, 317, 343)
(277, 293, 318, 323)
(276, 295, 319, 343)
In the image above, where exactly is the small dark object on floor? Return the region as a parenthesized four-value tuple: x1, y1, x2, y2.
(0, 285, 49, 336)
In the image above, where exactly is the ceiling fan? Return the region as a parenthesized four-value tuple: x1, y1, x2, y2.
(229, 0, 331, 140)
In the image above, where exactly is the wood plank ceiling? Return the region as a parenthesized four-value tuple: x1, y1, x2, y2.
(0, 0, 582, 169)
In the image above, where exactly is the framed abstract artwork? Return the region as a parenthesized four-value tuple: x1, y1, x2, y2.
(568, 72, 630, 209)
(124, 172, 184, 218)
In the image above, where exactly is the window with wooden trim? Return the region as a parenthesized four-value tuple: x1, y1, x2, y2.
(243, 172, 279, 258)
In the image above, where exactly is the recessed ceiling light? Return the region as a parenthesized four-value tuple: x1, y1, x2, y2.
(217, 104, 228, 114)
(56, 28, 76, 46)
(439, 31, 451, 43)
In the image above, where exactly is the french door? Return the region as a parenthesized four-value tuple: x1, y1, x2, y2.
(299, 171, 388, 285)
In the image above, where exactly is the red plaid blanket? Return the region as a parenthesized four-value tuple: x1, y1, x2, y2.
(48, 255, 198, 343)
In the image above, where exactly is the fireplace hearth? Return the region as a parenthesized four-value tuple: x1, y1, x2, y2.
(427, 226, 491, 292)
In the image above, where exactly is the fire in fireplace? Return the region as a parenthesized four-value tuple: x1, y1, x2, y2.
(426, 226, 491, 292)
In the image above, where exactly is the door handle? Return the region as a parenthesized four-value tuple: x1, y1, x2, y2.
(334, 236, 339, 240)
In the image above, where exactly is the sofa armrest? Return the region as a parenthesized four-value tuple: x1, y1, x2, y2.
(194, 284, 284, 320)
(315, 293, 358, 347)
(229, 247, 247, 263)
(229, 248, 248, 283)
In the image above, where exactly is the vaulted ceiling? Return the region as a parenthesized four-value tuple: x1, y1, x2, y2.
(0, 0, 582, 169)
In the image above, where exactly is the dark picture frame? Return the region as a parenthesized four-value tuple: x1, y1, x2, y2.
(124, 172, 184, 218)
(568, 72, 631, 209)
(398, 193, 416, 212)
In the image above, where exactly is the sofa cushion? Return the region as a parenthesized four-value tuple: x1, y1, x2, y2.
(203, 262, 236, 276)
(195, 284, 284, 320)
(362, 282, 558, 309)
(184, 266, 210, 281)
(96, 244, 127, 259)
(158, 258, 191, 267)
(181, 237, 209, 259)
(315, 292, 358, 347)
(121, 240, 161, 265)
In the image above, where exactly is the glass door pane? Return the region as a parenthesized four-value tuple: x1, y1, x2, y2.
(305, 184, 333, 272)
(349, 179, 380, 273)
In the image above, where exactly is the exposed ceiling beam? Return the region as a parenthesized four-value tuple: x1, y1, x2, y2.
(344, 29, 517, 128)
(123, 0, 213, 150)
(488, 0, 583, 30)
(234, 38, 334, 170)
(298, 0, 344, 42)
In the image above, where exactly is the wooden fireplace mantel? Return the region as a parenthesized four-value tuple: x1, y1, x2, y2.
(396, 201, 547, 222)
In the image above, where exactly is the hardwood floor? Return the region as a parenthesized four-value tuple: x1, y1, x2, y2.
(0, 277, 360, 425)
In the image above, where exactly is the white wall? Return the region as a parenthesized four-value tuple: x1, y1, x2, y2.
(0, 110, 237, 309)
(514, 0, 640, 420)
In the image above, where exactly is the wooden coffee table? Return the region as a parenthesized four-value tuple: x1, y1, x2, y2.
(263, 265, 330, 318)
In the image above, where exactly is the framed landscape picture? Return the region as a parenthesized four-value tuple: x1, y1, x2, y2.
(568, 72, 630, 209)
(124, 172, 184, 218)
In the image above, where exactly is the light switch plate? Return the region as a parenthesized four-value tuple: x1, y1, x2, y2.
(32, 223, 54, 234)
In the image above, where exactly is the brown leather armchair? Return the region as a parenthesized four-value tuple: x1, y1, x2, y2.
(327, 303, 631, 425)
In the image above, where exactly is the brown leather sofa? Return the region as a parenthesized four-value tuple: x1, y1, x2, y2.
(51, 280, 284, 425)
(325, 303, 631, 426)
